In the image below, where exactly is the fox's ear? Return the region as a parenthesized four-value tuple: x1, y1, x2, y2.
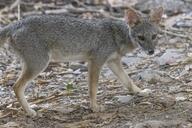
(124, 7, 141, 27)
(150, 7, 164, 24)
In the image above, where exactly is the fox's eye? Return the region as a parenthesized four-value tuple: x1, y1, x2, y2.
(152, 34, 157, 40)
(138, 35, 145, 41)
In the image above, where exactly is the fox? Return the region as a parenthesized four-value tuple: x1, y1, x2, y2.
(0, 7, 163, 117)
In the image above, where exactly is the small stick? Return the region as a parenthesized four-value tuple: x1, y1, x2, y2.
(10, 0, 21, 20)
(17, 0, 21, 20)
(162, 29, 192, 41)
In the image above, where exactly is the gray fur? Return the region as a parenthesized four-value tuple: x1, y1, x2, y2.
(1, 15, 136, 64)
(0, 8, 162, 116)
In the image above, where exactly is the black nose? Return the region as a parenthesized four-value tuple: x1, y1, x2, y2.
(148, 50, 154, 55)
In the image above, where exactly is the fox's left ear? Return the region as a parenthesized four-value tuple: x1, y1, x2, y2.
(150, 7, 164, 24)
(124, 7, 141, 27)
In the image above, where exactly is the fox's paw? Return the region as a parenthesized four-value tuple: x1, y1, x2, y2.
(26, 109, 37, 117)
(137, 89, 152, 97)
(91, 104, 105, 112)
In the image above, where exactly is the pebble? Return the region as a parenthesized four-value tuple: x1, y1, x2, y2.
(114, 95, 133, 103)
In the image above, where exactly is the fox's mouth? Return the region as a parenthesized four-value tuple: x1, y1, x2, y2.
(135, 41, 155, 55)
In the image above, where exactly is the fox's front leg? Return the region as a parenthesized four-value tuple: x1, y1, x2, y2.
(88, 60, 104, 112)
(107, 55, 143, 94)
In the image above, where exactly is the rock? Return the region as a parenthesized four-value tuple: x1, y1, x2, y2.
(168, 86, 181, 93)
(107, 0, 138, 7)
(138, 89, 152, 97)
(175, 93, 187, 101)
(175, 95, 187, 101)
(0, 122, 20, 128)
(138, 69, 172, 84)
(185, 64, 192, 71)
(138, 69, 161, 84)
(173, 12, 192, 28)
(52, 106, 75, 114)
(155, 95, 176, 108)
(173, 18, 192, 28)
(114, 95, 133, 103)
(0, 69, 2, 76)
(120, 122, 133, 128)
(137, 51, 149, 58)
(103, 68, 114, 78)
(135, 120, 182, 128)
(122, 56, 141, 66)
(156, 49, 184, 66)
(134, 0, 191, 16)
(73, 68, 81, 75)
(6, 79, 15, 86)
(69, 62, 87, 72)
(0, 86, 5, 95)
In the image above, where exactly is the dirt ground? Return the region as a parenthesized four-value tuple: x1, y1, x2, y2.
(0, 0, 192, 128)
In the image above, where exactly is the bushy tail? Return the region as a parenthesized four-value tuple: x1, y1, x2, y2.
(0, 25, 12, 47)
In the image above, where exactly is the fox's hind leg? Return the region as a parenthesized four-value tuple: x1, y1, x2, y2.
(13, 46, 49, 117)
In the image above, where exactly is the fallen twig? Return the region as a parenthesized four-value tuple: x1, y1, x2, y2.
(31, 91, 73, 104)
(162, 29, 192, 41)
(0, 111, 12, 119)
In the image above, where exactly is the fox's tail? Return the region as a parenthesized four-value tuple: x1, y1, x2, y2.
(0, 25, 12, 47)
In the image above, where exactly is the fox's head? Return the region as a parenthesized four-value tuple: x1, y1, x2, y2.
(125, 7, 164, 55)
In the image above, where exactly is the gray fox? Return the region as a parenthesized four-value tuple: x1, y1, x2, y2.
(0, 7, 163, 117)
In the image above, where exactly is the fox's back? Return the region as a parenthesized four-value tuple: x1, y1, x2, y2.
(20, 15, 102, 47)
(7, 15, 127, 62)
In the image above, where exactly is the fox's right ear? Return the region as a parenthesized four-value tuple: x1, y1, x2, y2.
(124, 7, 141, 27)
(150, 7, 164, 24)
